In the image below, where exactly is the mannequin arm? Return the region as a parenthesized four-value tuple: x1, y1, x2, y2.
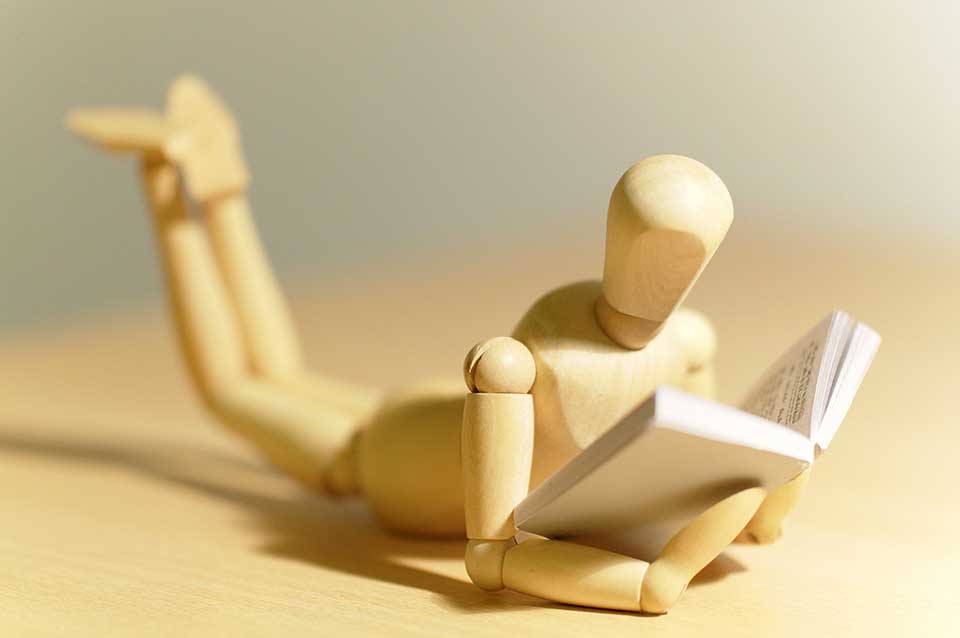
(461, 338, 653, 611)
(461, 337, 536, 590)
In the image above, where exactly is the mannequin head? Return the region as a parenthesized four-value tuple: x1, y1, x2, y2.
(597, 155, 733, 349)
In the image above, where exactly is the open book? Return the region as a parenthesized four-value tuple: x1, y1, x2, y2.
(515, 311, 881, 540)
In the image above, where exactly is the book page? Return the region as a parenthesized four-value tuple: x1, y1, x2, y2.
(815, 322, 881, 450)
(738, 313, 837, 438)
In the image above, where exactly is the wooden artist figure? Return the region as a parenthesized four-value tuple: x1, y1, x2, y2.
(67, 76, 808, 614)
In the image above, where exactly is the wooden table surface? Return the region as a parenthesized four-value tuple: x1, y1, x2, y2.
(1, 228, 957, 636)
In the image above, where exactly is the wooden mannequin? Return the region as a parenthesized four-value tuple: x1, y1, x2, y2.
(67, 75, 809, 614)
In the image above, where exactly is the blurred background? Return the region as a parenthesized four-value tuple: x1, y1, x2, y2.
(1, 1, 957, 333)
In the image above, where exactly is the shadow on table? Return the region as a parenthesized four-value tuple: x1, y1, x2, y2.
(0, 422, 745, 616)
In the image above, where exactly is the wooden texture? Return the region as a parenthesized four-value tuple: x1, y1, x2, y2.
(203, 194, 303, 379)
(357, 382, 467, 536)
(463, 337, 537, 394)
(641, 487, 766, 613)
(164, 75, 249, 201)
(511, 282, 694, 485)
(462, 337, 536, 545)
(65, 108, 170, 153)
(742, 468, 812, 544)
(598, 155, 733, 347)
(502, 538, 649, 611)
(67, 75, 249, 201)
(72, 82, 381, 498)
(0, 230, 956, 635)
(139, 158, 356, 489)
(461, 393, 534, 539)
(464, 539, 515, 591)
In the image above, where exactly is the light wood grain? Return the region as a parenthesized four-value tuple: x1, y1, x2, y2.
(598, 155, 733, 347)
(462, 393, 534, 540)
(741, 468, 811, 544)
(464, 539, 515, 592)
(462, 337, 536, 545)
(203, 193, 303, 380)
(512, 281, 692, 485)
(502, 538, 648, 611)
(357, 382, 466, 536)
(0, 229, 957, 636)
(641, 487, 766, 614)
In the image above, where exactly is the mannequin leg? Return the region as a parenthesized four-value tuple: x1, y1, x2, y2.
(141, 158, 355, 489)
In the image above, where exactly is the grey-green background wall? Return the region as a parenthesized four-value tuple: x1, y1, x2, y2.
(2, 1, 956, 332)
